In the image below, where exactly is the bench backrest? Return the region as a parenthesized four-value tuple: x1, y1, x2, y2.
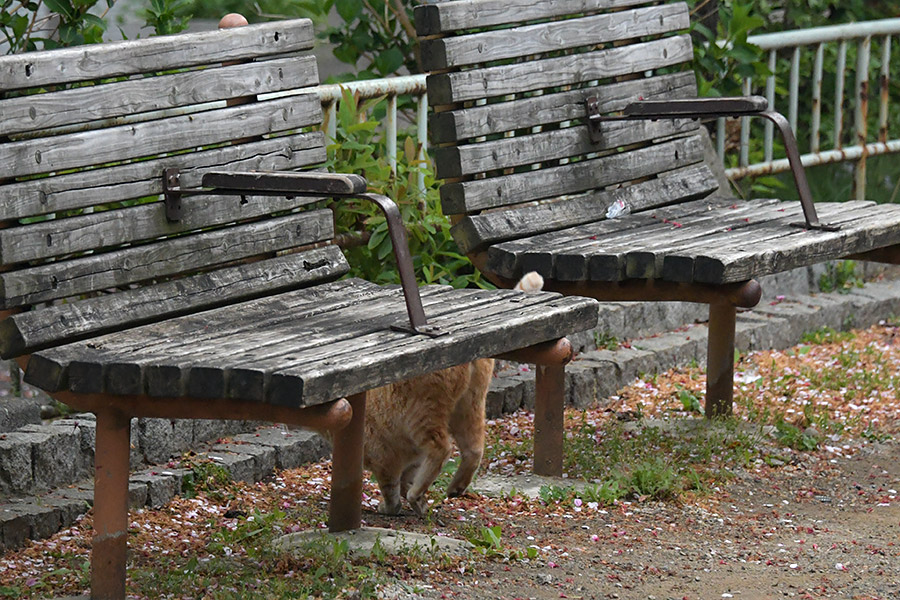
(416, 0, 721, 256)
(0, 20, 347, 357)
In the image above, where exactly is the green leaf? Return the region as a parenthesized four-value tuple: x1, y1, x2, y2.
(335, 0, 362, 23)
(44, 0, 74, 18)
(373, 46, 404, 75)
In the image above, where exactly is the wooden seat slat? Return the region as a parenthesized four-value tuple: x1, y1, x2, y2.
(427, 34, 693, 104)
(2, 132, 326, 220)
(0, 57, 318, 136)
(1, 96, 322, 179)
(22, 277, 399, 393)
(0, 210, 333, 308)
(421, 4, 688, 70)
(517, 197, 745, 280)
(26, 282, 594, 406)
(0, 246, 349, 359)
(431, 72, 696, 144)
(658, 200, 873, 278)
(685, 203, 900, 283)
(484, 174, 722, 278)
(415, 0, 655, 36)
(269, 291, 596, 405)
(0, 20, 313, 90)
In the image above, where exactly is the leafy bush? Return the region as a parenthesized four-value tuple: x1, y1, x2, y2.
(1, 0, 190, 54)
(325, 88, 491, 289)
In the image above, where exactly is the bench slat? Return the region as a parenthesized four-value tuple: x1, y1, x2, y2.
(0, 210, 334, 308)
(21, 276, 390, 394)
(415, 0, 656, 36)
(421, 4, 688, 70)
(441, 132, 709, 214)
(623, 201, 801, 279)
(449, 139, 711, 252)
(0, 246, 349, 359)
(78, 285, 457, 398)
(1, 95, 322, 179)
(25, 282, 596, 406)
(2, 132, 325, 220)
(524, 196, 740, 280)
(0, 20, 313, 90)
(1, 193, 325, 265)
(485, 194, 726, 279)
(271, 292, 597, 405)
(678, 202, 900, 283)
(431, 72, 697, 144)
(427, 34, 693, 104)
(435, 119, 697, 179)
(0, 57, 318, 136)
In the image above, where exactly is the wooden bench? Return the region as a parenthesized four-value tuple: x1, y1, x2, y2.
(415, 0, 900, 418)
(0, 17, 598, 598)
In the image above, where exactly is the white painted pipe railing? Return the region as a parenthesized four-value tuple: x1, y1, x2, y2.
(314, 75, 429, 196)
(721, 19, 900, 200)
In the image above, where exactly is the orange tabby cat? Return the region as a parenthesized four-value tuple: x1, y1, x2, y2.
(362, 271, 544, 516)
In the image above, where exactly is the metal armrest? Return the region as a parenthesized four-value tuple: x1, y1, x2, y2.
(162, 169, 443, 337)
(201, 171, 368, 196)
(622, 96, 769, 119)
(585, 95, 839, 232)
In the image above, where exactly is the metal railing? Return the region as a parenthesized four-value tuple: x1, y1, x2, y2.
(719, 19, 900, 200)
(312, 75, 429, 196)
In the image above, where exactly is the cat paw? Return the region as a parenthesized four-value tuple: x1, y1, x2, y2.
(377, 498, 402, 515)
(446, 484, 469, 498)
(407, 494, 428, 517)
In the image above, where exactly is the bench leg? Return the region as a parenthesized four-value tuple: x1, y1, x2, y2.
(91, 408, 132, 600)
(706, 302, 736, 419)
(533, 364, 565, 476)
(329, 391, 366, 533)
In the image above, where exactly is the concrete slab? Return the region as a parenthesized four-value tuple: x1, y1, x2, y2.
(273, 526, 472, 557)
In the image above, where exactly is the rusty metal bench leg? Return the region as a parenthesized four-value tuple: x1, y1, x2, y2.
(329, 391, 366, 532)
(706, 302, 737, 419)
(533, 364, 566, 476)
(91, 408, 131, 600)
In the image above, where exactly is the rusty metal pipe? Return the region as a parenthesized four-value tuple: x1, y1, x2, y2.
(52, 392, 354, 432)
(91, 408, 132, 600)
(544, 279, 762, 308)
(706, 303, 737, 419)
(495, 337, 574, 366)
(329, 392, 366, 532)
(533, 364, 565, 476)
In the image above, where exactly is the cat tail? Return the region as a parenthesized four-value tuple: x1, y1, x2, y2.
(514, 271, 544, 292)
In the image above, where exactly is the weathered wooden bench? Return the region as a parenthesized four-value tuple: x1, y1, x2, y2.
(416, 0, 900, 418)
(0, 16, 598, 598)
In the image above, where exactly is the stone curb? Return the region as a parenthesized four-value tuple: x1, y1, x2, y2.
(3, 274, 900, 551)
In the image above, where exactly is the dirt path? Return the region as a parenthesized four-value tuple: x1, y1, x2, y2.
(393, 441, 900, 600)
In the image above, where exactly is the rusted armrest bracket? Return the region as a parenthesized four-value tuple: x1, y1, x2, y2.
(162, 169, 445, 338)
(585, 95, 839, 232)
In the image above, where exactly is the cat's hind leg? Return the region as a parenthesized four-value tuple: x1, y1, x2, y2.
(446, 360, 489, 497)
(446, 413, 485, 498)
(406, 431, 451, 517)
(372, 470, 403, 515)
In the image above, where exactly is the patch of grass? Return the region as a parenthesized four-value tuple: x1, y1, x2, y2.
(801, 326, 856, 345)
(561, 415, 761, 503)
(594, 331, 620, 350)
(180, 457, 236, 501)
(466, 525, 539, 561)
(774, 419, 819, 451)
(818, 260, 865, 294)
